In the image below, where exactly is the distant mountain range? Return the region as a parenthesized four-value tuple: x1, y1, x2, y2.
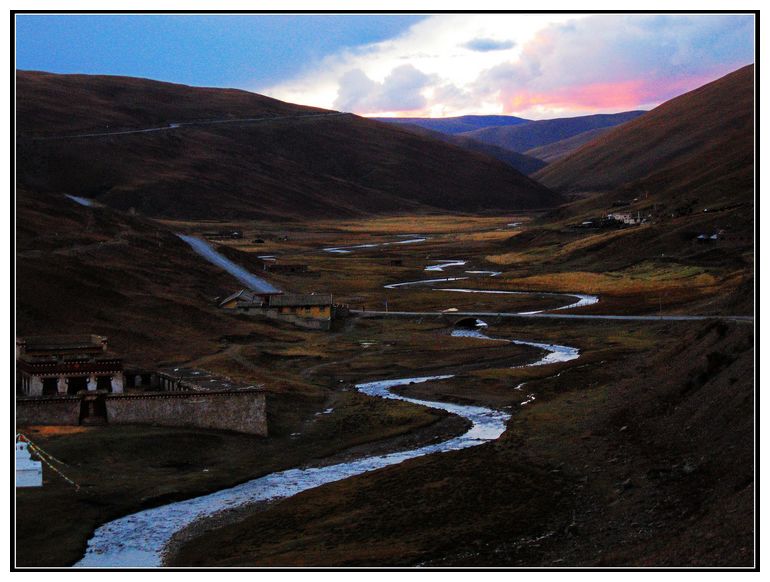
(16, 71, 560, 219)
(371, 115, 528, 135)
(459, 111, 647, 153)
(375, 110, 647, 170)
(14, 65, 755, 355)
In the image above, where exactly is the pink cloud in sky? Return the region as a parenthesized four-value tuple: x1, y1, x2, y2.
(498, 72, 737, 115)
(270, 14, 754, 118)
(478, 14, 754, 118)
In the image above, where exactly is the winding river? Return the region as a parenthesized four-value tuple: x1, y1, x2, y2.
(323, 236, 428, 254)
(75, 234, 585, 567)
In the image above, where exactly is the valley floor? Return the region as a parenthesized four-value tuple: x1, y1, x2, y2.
(16, 213, 754, 568)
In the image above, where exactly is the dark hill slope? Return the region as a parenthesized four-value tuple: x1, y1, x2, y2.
(534, 65, 754, 195)
(170, 318, 753, 567)
(15, 189, 262, 366)
(524, 127, 612, 163)
(394, 123, 547, 175)
(462, 111, 646, 152)
(488, 66, 754, 314)
(372, 115, 529, 135)
(17, 72, 560, 220)
(16, 70, 323, 136)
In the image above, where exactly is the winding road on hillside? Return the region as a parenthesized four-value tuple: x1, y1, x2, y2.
(29, 112, 349, 140)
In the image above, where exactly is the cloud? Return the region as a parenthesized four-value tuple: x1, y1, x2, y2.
(462, 38, 516, 52)
(333, 69, 378, 111)
(260, 14, 754, 119)
(475, 14, 754, 116)
(333, 64, 432, 112)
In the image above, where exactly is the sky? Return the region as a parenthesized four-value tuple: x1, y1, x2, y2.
(15, 13, 755, 119)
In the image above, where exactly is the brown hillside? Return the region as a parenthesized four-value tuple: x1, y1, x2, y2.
(16, 71, 560, 219)
(15, 188, 261, 366)
(16, 70, 323, 136)
(486, 66, 754, 315)
(524, 127, 613, 164)
(393, 123, 547, 174)
(535, 65, 754, 197)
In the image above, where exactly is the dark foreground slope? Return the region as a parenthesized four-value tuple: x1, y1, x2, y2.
(16, 72, 560, 219)
(15, 189, 260, 366)
(535, 65, 754, 196)
(171, 319, 753, 567)
(461, 111, 646, 153)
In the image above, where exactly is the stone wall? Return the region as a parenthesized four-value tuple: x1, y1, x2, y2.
(241, 305, 331, 330)
(16, 397, 81, 426)
(104, 390, 267, 436)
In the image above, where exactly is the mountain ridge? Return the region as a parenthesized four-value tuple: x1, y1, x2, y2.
(16, 71, 561, 220)
(534, 64, 754, 198)
(461, 111, 647, 153)
(371, 114, 529, 135)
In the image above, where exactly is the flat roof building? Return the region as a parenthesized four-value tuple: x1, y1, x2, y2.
(16, 335, 124, 396)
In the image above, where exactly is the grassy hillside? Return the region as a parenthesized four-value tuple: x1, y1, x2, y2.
(534, 65, 754, 197)
(16, 70, 324, 136)
(524, 127, 612, 163)
(17, 72, 560, 220)
(393, 123, 547, 175)
(15, 188, 263, 366)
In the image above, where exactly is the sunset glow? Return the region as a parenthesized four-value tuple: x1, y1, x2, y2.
(16, 13, 754, 119)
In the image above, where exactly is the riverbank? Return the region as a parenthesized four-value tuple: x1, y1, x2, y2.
(16, 315, 540, 567)
(76, 323, 581, 566)
(16, 399, 467, 567)
(170, 319, 753, 567)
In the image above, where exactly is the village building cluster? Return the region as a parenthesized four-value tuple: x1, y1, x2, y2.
(606, 211, 645, 225)
(16, 236, 345, 437)
(16, 335, 267, 435)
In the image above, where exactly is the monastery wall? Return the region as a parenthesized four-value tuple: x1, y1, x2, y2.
(16, 390, 267, 436)
(104, 390, 267, 436)
(16, 396, 81, 425)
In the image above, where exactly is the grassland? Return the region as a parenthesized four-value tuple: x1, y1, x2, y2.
(16, 212, 753, 567)
(170, 318, 753, 567)
(165, 213, 747, 316)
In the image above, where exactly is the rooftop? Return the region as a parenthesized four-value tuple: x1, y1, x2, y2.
(16, 335, 109, 357)
(219, 289, 259, 307)
(156, 367, 262, 391)
(268, 293, 333, 307)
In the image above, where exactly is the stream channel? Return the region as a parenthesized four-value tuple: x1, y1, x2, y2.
(76, 235, 588, 567)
